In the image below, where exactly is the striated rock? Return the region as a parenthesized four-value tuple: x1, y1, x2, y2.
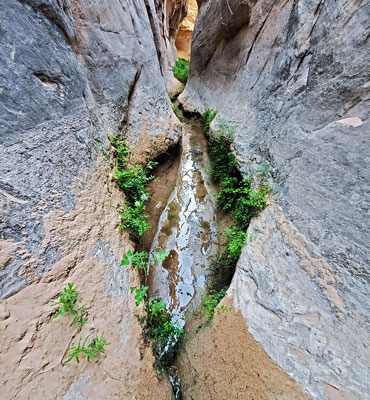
(0, 0, 180, 297)
(0, 0, 182, 397)
(233, 204, 370, 400)
(181, 0, 370, 399)
(175, 0, 198, 60)
(152, 0, 190, 86)
(177, 293, 311, 399)
(0, 162, 172, 399)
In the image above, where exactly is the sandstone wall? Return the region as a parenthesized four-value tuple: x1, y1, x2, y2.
(0, 0, 183, 397)
(175, 0, 198, 60)
(180, 1, 370, 399)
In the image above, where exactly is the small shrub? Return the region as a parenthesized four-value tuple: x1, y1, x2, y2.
(130, 285, 185, 367)
(65, 333, 110, 364)
(225, 226, 247, 259)
(172, 58, 190, 84)
(200, 286, 229, 320)
(202, 117, 271, 297)
(122, 250, 148, 270)
(130, 285, 149, 306)
(202, 109, 218, 135)
(52, 283, 87, 327)
(122, 250, 169, 276)
(109, 135, 158, 242)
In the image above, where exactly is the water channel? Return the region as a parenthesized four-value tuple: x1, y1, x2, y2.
(148, 119, 219, 327)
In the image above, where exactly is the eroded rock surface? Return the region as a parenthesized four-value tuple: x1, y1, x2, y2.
(0, 0, 182, 398)
(175, 0, 198, 60)
(177, 293, 311, 400)
(181, 0, 370, 399)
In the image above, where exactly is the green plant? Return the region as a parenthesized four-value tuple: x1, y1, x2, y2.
(52, 283, 87, 327)
(202, 117, 271, 302)
(70, 305, 88, 327)
(119, 202, 151, 241)
(202, 109, 218, 135)
(65, 333, 110, 364)
(225, 226, 247, 259)
(153, 250, 169, 264)
(130, 285, 185, 367)
(122, 250, 148, 271)
(172, 58, 190, 84)
(205, 119, 270, 230)
(109, 135, 158, 242)
(108, 134, 131, 171)
(115, 162, 157, 201)
(130, 285, 149, 306)
(200, 286, 229, 320)
(144, 298, 184, 366)
(122, 250, 169, 276)
(171, 103, 183, 120)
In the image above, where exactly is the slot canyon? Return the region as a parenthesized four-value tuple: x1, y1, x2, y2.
(0, 1, 369, 399)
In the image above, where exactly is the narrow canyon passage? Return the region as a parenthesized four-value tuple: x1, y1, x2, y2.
(148, 119, 218, 324)
(0, 1, 369, 399)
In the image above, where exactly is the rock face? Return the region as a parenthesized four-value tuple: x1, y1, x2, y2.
(0, 0, 182, 299)
(177, 293, 311, 400)
(0, 0, 184, 397)
(175, 0, 198, 60)
(181, 1, 370, 399)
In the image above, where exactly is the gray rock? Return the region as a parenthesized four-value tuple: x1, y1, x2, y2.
(0, 0, 182, 298)
(181, 0, 370, 398)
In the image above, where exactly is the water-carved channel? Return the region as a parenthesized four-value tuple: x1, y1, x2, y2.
(148, 119, 219, 326)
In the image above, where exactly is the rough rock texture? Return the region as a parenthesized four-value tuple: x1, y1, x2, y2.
(177, 293, 311, 400)
(0, 0, 183, 397)
(0, 162, 172, 399)
(180, 0, 370, 399)
(175, 0, 198, 60)
(0, 0, 182, 298)
(153, 0, 190, 88)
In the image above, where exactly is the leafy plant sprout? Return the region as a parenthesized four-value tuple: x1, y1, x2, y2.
(108, 134, 158, 242)
(200, 286, 230, 320)
(129, 285, 185, 368)
(121, 249, 169, 277)
(172, 58, 190, 84)
(130, 285, 149, 306)
(52, 283, 87, 327)
(65, 333, 110, 364)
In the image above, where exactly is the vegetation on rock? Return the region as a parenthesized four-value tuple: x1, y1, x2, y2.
(65, 334, 110, 364)
(52, 283, 109, 365)
(109, 134, 157, 242)
(200, 286, 231, 320)
(172, 58, 190, 84)
(52, 283, 87, 327)
(130, 285, 185, 368)
(121, 249, 169, 277)
(201, 109, 271, 317)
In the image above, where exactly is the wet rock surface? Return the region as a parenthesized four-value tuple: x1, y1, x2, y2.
(149, 120, 219, 320)
(181, 0, 370, 398)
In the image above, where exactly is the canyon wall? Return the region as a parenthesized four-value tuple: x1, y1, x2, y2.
(180, 0, 370, 399)
(0, 0, 184, 398)
(175, 0, 198, 60)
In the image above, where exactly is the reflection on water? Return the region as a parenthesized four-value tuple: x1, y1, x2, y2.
(148, 121, 218, 326)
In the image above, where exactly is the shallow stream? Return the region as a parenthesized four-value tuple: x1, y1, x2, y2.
(148, 119, 219, 327)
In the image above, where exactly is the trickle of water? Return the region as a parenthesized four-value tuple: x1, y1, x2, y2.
(148, 120, 219, 325)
